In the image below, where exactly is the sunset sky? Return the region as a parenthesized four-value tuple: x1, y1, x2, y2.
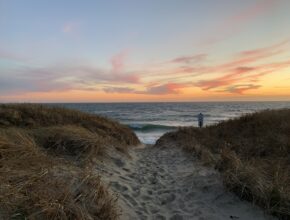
(0, 0, 290, 102)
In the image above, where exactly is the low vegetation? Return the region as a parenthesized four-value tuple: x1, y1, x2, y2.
(0, 104, 140, 219)
(156, 109, 290, 219)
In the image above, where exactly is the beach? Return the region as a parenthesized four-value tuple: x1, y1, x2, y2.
(97, 143, 276, 220)
(2, 0, 290, 218)
(0, 104, 289, 219)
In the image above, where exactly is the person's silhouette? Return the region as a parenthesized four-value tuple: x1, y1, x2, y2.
(198, 113, 204, 128)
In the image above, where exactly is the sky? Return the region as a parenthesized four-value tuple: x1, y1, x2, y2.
(0, 0, 290, 102)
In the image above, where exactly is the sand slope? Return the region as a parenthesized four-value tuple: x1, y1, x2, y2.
(96, 144, 276, 220)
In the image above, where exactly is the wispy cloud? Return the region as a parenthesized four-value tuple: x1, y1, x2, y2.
(170, 54, 207, 64)
(0, 59, 141, 95)
(109, 50, 140, 83)
(62, 22, 80, 33)
(196, 66, 258, 90)
(227, 0, 276, 28)
(237, 38, 289, 58)
(103, 87, 136, 93)
(201, 0, 278, 45)
(145, 83, 188, 95)
(0, 49, 27, 62)
(223, 84, 261, 94)
(110, 50, 129, 73)
(195, 57, 290, 92)
(103, 82, 190, 95)
(1, 38, 289, 98)
(139, 39, 289, 83)
(111, 39, 290, 95)
(214, 39, 289, 72)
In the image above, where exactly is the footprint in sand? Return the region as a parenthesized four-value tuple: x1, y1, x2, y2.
(99, 146, 277, 220)
(154, 214, 166, 220)
(160, 193, 176, 205)
(169, 213, 184, 220)
(112, 157, 125, 167)
(110, 181, 128, 192)
(123, 194, 138, 206)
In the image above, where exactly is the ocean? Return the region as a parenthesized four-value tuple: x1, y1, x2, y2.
(51, 102, 290, 144)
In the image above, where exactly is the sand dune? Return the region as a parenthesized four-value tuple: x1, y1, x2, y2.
(97, 144, 276, 220)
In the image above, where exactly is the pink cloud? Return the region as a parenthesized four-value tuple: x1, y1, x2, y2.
(145, 82, 190, 95)
(62, 22, 80, 33)
(109, 50, 140, 83)
(1, 38, 289, 97)
(0, 58, 143, 96)
(171, 54, 207, 64)
(213, 39, 286, 74)
(215, 40, 289, 72)
(143, 39, 289, 81)
(201, 0, 278, 46)
(103, 40, 290, 96)
(99, 39, 289, 96)
(229, 0, 275, 27)
(195, 72, 250, 91)
(114, 73, 140, 84)
(195, 58, 290, 93)
(0, 49, 27, 61)
(195, 66, 258, 90)
(237, 39, 289, 58)
(110, 50, 129, 73)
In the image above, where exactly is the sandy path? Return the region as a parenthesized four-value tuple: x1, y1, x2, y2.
(96, 144, 276, 220)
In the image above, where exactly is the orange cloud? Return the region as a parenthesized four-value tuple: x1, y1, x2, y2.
(222, 84, 261, 94)
(195, 58, 290, 93)
(1, 38, 289, 101)
(145, 83, 189, 95)
(103, 82, 190, 95)
(141, 39, 289, 82)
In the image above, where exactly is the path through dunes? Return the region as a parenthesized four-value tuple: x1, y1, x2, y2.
(96, 144, 276, 220)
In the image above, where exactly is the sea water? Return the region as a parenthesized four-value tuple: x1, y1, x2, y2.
(51, 102, 290, 144)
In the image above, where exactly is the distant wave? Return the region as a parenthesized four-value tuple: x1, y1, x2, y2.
(128, 124, 177, 132)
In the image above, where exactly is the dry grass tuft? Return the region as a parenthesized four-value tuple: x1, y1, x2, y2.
(0, 104, 140, 219)
(0, 129, 119, 219)
(156, 109, 290, 219)
(32, 126, 106, 162)
(0, 103, 140, 147)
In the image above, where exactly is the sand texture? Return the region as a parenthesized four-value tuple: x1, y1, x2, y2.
(96, 144, 276, 220)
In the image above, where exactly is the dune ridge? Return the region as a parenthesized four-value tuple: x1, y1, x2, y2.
(0, 104, 140, 219)
(156, 109, 290, 219)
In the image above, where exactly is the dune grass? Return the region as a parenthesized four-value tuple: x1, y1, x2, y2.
(0, 104, 140, 219)
(0, 103, 139, 147)
(156, 109, 290, 219)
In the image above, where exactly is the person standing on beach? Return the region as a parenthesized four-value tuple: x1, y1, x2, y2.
(198, 113, 204, 128)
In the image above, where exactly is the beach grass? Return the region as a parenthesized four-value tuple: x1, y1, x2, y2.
(0, 104, 140, 219)
(156, 109, 290, 219)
